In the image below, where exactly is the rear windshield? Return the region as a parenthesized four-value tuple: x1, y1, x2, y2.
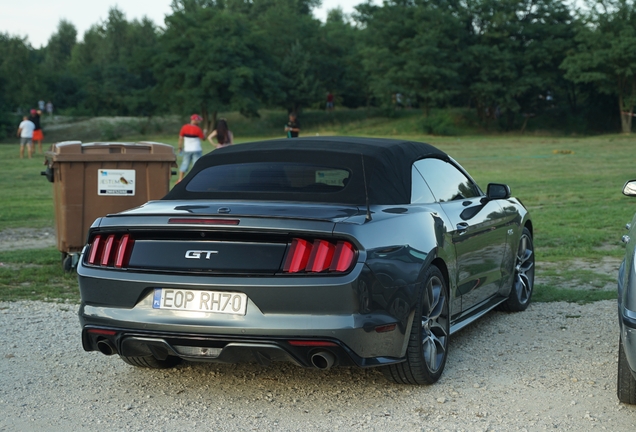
(186, 162, 351, 194)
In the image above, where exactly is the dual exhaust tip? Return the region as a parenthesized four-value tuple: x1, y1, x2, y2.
(97, 338, 336, 370)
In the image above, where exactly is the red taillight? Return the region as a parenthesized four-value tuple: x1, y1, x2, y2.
(87, 235, 103, 265)
(306, 240, 335, 272)
(114, 234, 133, 268)
(101, 235, 116, 266)
(283, 238, 312, 272)
(330, 241, 356, 272)
(87, 233, 134, 269)
(283, 238, 356, 274)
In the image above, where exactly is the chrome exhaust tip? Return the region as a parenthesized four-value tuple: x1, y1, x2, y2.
(310, 351, 335, 370)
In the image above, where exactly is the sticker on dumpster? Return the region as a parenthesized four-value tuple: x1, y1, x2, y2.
(98, 169, 136, 196)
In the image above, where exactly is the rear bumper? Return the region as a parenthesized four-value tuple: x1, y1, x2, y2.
(81, 326, 405, 368)
(78, 262, 417, 364)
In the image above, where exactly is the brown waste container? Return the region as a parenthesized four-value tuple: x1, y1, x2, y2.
(42, 141, 176, 270)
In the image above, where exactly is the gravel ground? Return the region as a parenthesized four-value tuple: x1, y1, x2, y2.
(1, 300, 635, 431)
(0, 228, 56, 252)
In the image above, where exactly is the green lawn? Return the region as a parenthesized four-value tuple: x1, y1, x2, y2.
(0, 113, 632, 302)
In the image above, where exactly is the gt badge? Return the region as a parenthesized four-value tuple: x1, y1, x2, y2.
(185, 250, 219, 259)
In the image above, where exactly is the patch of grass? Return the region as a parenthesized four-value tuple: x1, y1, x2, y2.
(0, 248, 79, 302)
(1, 112, 635, 303)
(0, 149, 55, 229)
(533, 283, 616, 303)
(538, 267, 617, 290)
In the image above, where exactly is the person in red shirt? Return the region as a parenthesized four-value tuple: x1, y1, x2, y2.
(326, 92, 334, 112)
(177, 114, 205, 182)
(30, 109, 44, 154)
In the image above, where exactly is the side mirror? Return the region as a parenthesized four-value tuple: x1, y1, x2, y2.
(623, 180, 636, 197)
(486, 183, 511, 200)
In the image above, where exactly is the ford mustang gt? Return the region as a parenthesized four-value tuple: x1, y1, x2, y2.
(77, 137, 534, 384)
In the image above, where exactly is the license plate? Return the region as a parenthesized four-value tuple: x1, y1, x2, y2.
(153, 289, 247, 315)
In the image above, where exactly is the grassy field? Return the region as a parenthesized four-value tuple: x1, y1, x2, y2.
(0, 111, 633, 303)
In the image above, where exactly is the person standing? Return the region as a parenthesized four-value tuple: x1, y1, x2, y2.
(17, 116, 36, 159)
(207, 118, 234, 149)
(326, 92, 334, 112)
(38, 100, 45, 111)
(45, 101, 53, 115)
(177, 114, 205, 183)
(285, 113, 300, 138)
(30, 109, 44, 154)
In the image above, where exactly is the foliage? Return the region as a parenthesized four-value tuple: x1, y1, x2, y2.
(464, 0, 575, 129)
(1, 0, 636, 133)
(68, 8, 160, 116)
(155, 1, 273, 130)
(0, 33, 42, 122)
(420, 110, 459, 135)
(560, 0, 636, 133)
(357, 0, 465, 114)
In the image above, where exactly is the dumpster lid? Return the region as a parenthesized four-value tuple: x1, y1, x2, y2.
(46, 141, 176, 162)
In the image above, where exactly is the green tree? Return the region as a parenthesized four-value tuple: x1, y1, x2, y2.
(44, 20, 77, 72)
(248, 0, 324, 113)
(357, 0, 466, 115)
(69, 8, 159, 115)
(561, 0, 636, 133)
(0, 34, 41, 138)
(464, 0, 574, 128)
(155, 0, 278, 130)
(316, 8, 369, 108)
(0, 34, 41, 111)
(41, 20, 79, 111)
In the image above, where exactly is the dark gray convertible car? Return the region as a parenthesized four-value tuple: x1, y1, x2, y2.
(78, 137, 534, 384)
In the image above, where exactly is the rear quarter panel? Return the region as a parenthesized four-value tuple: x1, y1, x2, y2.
(334, 203, 458, 323)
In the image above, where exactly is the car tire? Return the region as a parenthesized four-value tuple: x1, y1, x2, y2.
(119, 355, 181, 369)
(381, 265, 449, 385)
(498, 227, 534, 312)
(618, 337, 636, 404)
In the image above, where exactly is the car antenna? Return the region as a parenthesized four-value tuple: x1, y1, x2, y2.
(361, 154, 372, 222)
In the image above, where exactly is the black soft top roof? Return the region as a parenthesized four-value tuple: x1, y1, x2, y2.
(164, 137, 449, 205)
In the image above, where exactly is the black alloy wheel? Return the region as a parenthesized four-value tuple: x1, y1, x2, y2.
(382, 265, 449, 384)
(499, 227, 534, 312)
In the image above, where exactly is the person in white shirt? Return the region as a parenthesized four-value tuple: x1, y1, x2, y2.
(17, 116, 36, 159)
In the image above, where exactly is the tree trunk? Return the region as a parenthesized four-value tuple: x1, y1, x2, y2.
(619, 95, 633, 134)
(200, 108, 217, 136)
(520, 115, 529, 133)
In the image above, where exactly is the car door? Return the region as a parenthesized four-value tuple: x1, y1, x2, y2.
(414, 158, 509, 311)
(411, 165, 463, 319)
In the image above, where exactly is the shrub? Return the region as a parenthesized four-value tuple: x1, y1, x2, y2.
(421, 111, 459, 136)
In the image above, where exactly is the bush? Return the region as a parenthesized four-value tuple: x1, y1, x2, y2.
(99, 122, 122, 141)
(421, 111, 459, 136)
(0, 112, 22, 141)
